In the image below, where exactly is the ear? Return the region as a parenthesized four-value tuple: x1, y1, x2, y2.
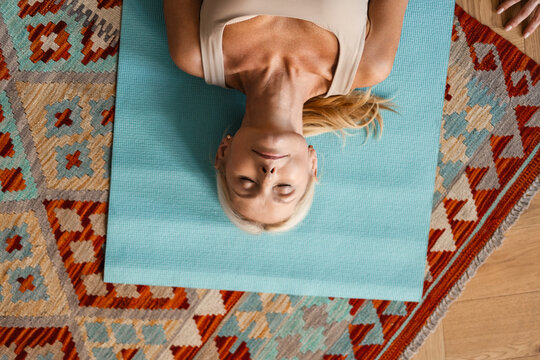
(214, 135, 232, 169)
(308, 146, 318, 179)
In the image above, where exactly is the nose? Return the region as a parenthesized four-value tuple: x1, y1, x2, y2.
(261, 165, 276, 175)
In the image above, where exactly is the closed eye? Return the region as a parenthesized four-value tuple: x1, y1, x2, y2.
(275, 184, 294, 195)
(239, 177, 293, 193)
(240, 176, 255, 183)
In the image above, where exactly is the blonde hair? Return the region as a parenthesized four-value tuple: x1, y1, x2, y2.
(303, 86, 397, 142)
(215, 87, 397, 234)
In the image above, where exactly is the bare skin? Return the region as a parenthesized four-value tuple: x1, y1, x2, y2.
(497, 0, 540, 38)
(163, 0, 408, 224)
(214, 60, 319, 224)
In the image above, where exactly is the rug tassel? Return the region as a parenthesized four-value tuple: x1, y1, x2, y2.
(399, 175, 540, 360)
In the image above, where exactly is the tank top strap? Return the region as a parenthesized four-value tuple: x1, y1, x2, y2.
(199, 0, 368, 97)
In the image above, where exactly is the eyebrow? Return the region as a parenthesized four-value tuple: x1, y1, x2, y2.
(232, 189, 296, 204)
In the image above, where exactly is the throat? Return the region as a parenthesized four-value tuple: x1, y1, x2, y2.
(222, 16, 340, 98)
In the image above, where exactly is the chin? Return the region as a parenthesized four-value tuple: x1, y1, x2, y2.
(256, 131, 305, 147)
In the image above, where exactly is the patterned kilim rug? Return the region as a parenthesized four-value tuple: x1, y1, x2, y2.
(0, 1, 539, 359)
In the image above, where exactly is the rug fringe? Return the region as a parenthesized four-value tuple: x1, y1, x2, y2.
(399, 174, 540, 360)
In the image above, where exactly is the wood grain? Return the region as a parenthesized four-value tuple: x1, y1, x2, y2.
(411, 1, 540, 359)
(444, 292, 540, 360)
(456, 198, 540, 302)
(455, 0, 539, 64)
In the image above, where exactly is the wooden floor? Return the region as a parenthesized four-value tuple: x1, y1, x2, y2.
(412, 1, 540, 360)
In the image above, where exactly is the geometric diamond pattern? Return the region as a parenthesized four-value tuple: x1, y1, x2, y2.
(0, 91, 38, 202)
(351, 301, 385, 346)
(77, 316, 187, 360)
(0, 212, 69, 316)
(24, 339, 66, 359)
(0, 326, 79, 359)
(45, 95, 84, 139)
(89, 96, 114, 136)
(86, 321, 110, 343)
(26, 21, 71, 63)
(217, 293, 301, 357)
(110, 323, 138, 344)
(0, 223, 33, 262)
(141, 325, 167, 345)
(7, 264, 49, 302)
(17, 0, 64, 18)
(55, 139, 94, 179)
(0, 2, 538, 360)
(42, 198, 192, 310)
(0, 0, 118, 72)
(15, 81, 115, 190)
(434, 69, 507, 204)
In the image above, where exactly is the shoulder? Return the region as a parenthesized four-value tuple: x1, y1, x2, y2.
(351, 55, 394, 89)
(171, 48, 204, 78)
(163, 0, 204, 78)
(350, 19, 394, 89)
(351, 0, 409, 90)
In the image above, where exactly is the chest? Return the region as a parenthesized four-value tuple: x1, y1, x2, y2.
(220, 15, 340, 77)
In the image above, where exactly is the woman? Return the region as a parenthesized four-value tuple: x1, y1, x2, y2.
(164, 0, 540, 233)
(163, 0, 539, 234)
(163, 0, 405, 234)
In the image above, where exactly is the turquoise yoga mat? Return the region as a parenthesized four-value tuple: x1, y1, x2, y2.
(104, 0, 455, 301)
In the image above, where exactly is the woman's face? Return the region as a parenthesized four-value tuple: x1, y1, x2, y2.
(215, 125, 317, 224)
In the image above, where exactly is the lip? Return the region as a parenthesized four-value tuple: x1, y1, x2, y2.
(252, 149, 288, 160)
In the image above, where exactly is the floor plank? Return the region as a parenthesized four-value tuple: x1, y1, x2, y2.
(411, 2, 540, 358)
(524, 28, 540, 64)
(409, 322, 446, 360)
(443, 291, 540, 360)
(412, 195, 540, 360)
(491, 26, 526, 53)
(456, 0, 540, 64)
(455, 197, 540, 302)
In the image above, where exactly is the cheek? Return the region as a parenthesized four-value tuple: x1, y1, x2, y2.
(285, 159, 310, 183)
(291, 151, 311, 171)
(226, 151, 254, 177)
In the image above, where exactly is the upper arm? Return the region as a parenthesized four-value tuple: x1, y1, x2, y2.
(352, 0, 409, 89)
(163, 0, 204, 77)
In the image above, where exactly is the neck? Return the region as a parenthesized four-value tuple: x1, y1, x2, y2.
(236, 60, 324, 135)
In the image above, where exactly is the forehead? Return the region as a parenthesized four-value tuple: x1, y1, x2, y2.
(230, 193, 298, 224)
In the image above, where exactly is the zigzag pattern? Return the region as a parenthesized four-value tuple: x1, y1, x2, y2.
(0, 2, 538, 359)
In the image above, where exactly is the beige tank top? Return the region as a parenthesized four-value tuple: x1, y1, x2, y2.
(199, 0, 369, 98)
